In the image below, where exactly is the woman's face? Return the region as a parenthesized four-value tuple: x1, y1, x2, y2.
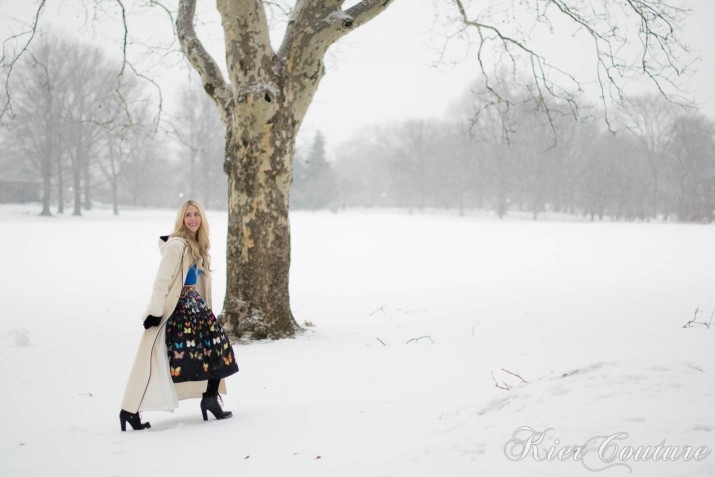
(183, 205, 202, 235)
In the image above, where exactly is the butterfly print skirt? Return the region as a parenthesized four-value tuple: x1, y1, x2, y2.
(165, 287, 239, 383)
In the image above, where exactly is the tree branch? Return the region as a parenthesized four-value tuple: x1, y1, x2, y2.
(501, 367, 528, 383)
(683, 308, 714, 329)
(0, 0, 47, 120)
(450, 0, 694, 136)
(491, 371, 511, 390)
(344, 0, 397, 30)
(275, 0, 396, 125)
(177, 0, 233, 124)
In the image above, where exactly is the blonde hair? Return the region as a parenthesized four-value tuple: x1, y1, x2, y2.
(171, 199, 211, 273)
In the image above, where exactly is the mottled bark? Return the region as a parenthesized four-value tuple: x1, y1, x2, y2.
(177, 0, 395, 339)
(223, 114, 296, 339)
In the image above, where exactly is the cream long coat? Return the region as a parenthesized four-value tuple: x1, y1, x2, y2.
(121, 236, 226, 413)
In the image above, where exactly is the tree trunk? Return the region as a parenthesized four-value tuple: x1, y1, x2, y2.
(177, 0, 396, 339)
(220, 102, 299, 339)
(40, 166, 52, 216)
(83, 159, 92, 211)
(112, 178, 120, 216)
(56, 153, 64, 214)
(72, 165, 82, 216)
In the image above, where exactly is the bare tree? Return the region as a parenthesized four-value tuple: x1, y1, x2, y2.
(62, 43, 120, 215)
(1, 35, 68, 216)
(0, 0, 695, 339)
(665, 113, 715, 222)
(175, 85, 227, 210)
(99, 102, 152, 216)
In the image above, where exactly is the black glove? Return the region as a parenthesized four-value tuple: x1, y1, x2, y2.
(143, 315, 162, 329)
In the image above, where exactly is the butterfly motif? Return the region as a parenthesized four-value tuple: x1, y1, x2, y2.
(175, 342, 185, 350)
(204, 349, 213, 357)
(213, 337, 221, 345)
(203, 363, 209, 372)
(173, 351, 185, 359)
(209, 325, 216, 332)
(204, 339, 212, 348)
(170, 366, 181, 377)
(190, 351, 201, 360)
(223, 354, 233, 365)
(184, 327, 192, 334)
(223, 342, 229, 350)
(186, 340, 196, 348)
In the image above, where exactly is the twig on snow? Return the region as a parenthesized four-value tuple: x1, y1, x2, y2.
(683, 308, 713, 329)
(492, 371, 512, 390)
(406, 335, 435, 344)
(369, 305, 386, 316)
(501, 368, 528, 383)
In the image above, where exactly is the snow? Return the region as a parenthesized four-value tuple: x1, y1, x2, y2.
(0, 204, 713, 476)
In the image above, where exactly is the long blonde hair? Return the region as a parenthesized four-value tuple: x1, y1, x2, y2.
(171, 199, 211, 273)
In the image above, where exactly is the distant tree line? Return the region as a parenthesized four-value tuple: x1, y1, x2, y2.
(3, 33, 713, 223)
(302, 90, 715, 223)
(0, 31, 227, 215)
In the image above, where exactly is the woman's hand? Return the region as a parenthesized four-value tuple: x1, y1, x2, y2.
(143, 315, 162, 329)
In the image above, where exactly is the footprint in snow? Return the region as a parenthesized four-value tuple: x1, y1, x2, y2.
(7, 329, 30, 347)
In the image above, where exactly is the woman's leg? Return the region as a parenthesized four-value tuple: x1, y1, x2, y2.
(205, 378, 220, 396)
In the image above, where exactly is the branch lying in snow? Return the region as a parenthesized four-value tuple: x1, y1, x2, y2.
(406, 335, 435, 344)
(492, 371, 511, 390)
(501, 368, 528, 384)
(492, 368, 528, 391)
(682, 308, 713, 329)
(369, 305, 386, 316)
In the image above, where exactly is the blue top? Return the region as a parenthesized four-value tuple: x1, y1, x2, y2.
(184, 264, 203, 286)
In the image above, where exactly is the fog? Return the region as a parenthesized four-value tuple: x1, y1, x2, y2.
(1, 1, 713, 220)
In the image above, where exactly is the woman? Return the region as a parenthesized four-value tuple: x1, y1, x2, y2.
(119, 200, 239, 431)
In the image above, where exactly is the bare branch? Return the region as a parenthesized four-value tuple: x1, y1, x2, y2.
(0, 0, 47, 120)
(451, 0, 581, 142)
(369, 305, 387, 316)
(148, 0, 177, 35)
(406, 335, 435, 344)
(683, 308, 713, 329)
(501, 367, 528, 383)
(450, 0, 694, 137)
(492, 371, 512, 390)
(177, 0, 232, 124)
(344, 0, 398, 29)
(278, 0, 396, 69)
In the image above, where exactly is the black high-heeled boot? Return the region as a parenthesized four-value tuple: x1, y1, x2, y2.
(200, 393, 233, 421)
(119, 409, 151, 431)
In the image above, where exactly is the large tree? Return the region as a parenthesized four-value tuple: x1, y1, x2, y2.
(1, 0, 694, 339)
(175, 0, 396, 339)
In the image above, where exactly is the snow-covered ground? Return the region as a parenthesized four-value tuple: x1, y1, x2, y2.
(0, 204, 713, 477)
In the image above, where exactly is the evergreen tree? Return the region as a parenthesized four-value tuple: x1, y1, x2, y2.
(292, 131, 337, 210)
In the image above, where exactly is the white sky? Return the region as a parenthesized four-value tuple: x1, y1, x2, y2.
(1, 0, 713, 154)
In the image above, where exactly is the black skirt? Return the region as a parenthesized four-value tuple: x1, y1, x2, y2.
(165, 286, 239, 383)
